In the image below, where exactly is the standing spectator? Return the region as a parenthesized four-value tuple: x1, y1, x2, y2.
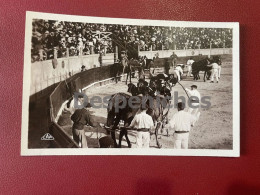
(168, 102, 199, 149)
(170, 52, 178, 68)
(128, 106, 154, 148)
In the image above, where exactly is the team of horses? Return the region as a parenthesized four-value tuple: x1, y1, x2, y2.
(106, 55, 222, 148)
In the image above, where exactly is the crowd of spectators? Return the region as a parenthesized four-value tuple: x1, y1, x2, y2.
(31, 19, 233, 62)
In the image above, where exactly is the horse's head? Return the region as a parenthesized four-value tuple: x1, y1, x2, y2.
(206, 58, 211, 65)
(214, 56, 222, 65)
(138, 78, 148, 88)
(128, 83, 138, 95)
(168, 74, 178, 85)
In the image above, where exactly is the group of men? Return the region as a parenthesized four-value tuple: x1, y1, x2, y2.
(68, 51, 206, 149)
(68, 83, 201, 149)
(129, 84, 201, 149)
(165, 52, 222, 84)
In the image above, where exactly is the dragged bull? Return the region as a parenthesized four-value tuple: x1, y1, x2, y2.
(192, 56, 222, 82)
(192, 58, 211, 82)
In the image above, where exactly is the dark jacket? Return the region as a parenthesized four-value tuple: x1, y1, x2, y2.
(71, 108, 95, 130)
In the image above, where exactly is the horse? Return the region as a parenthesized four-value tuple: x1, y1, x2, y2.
(112, 61, 123, 83)
(192, 58, 211, 82)
(146, 59, 154, 70)
(149, 73, 174, 97)
(106, 93, 132, 147)
(125, 58, 142, 84)
(127, 83, 170, 147)
(106, 85, 170, 148)
(122, 57, 136, 84)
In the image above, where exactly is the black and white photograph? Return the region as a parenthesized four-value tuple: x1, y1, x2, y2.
(21, 11, 239, 156)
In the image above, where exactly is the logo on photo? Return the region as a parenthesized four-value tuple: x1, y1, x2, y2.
(41, 133, 54, 140)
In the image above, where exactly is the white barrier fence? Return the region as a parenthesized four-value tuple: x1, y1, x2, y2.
(30, 53, 114, 95)
(30, 48, 232, 96)
(139, 48, 232, 59)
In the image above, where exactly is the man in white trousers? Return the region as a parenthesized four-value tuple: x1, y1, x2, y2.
(129, 106, 154, 148)
(186, 57, 194, 77)
(218, 63, 222, 79)
(168, 102, 199, 149)
(208, 62, 219, 83)
(174, 65, 183, 81)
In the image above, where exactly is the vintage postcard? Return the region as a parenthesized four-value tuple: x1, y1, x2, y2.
(21, 11, 239, 156)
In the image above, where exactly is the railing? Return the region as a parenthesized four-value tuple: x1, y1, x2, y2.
(47, 64, 115, 148)
(44, 48, 232, 148)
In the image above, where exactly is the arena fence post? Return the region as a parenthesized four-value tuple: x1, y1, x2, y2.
(114, 46, 118, 62)
(54, 47, 57, 59)
(209, 42, 212, 58)
(66, 48, 69, 58)
(39, 49, 43, 61)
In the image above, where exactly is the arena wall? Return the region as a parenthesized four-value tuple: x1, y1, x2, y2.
(30, 53, 115, 95)
(30, 48, 232, 96)
(139, 48, 232, 59)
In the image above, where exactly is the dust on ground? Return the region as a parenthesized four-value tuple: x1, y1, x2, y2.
(81, 56, 233, 149)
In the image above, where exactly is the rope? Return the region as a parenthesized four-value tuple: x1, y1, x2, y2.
(177, 81, 190, 99)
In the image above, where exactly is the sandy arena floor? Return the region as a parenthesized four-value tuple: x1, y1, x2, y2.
(83, 56, 233, 149)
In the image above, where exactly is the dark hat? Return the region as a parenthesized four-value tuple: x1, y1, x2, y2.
(191, 85, 197, 88)
(177, 102, 185, 110)
(84, 102, 92, 108)
(140, 104, 148, 110)
(78, 95, 84, 98)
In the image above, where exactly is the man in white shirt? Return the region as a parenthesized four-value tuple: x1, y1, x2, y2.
(185, 85, 201, 116)
(129, 106, 154, 148)
(186, 57, 194, 77)
(208, 62, 219, 83)
(168, 102, 199, 149)
(174, 65, 183, 82)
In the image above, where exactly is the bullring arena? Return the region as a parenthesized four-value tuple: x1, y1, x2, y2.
(28, 52, 233, 149)
(27, 18, 234, 150)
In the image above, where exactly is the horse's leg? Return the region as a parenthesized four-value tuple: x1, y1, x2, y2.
(112, 116, 121, 147)
(111, 130, 118, 148)
(124, 129, 132, 148)
(118, 129, 124, 148)
(204, 71, 206, 82)
(155, 122, 162, 148)
(207, 71, 211, 80)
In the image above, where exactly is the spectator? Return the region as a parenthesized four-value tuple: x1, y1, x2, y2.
(31, 19, 233, 62)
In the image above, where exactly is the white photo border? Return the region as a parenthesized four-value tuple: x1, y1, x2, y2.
(21, 11, 240, 157)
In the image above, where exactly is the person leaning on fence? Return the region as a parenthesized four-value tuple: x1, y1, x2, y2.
(128, 105, 154, 148)
(71, 102, 96, 148)
(170, 52, 178, 68)
(168, 102, 200, 149)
